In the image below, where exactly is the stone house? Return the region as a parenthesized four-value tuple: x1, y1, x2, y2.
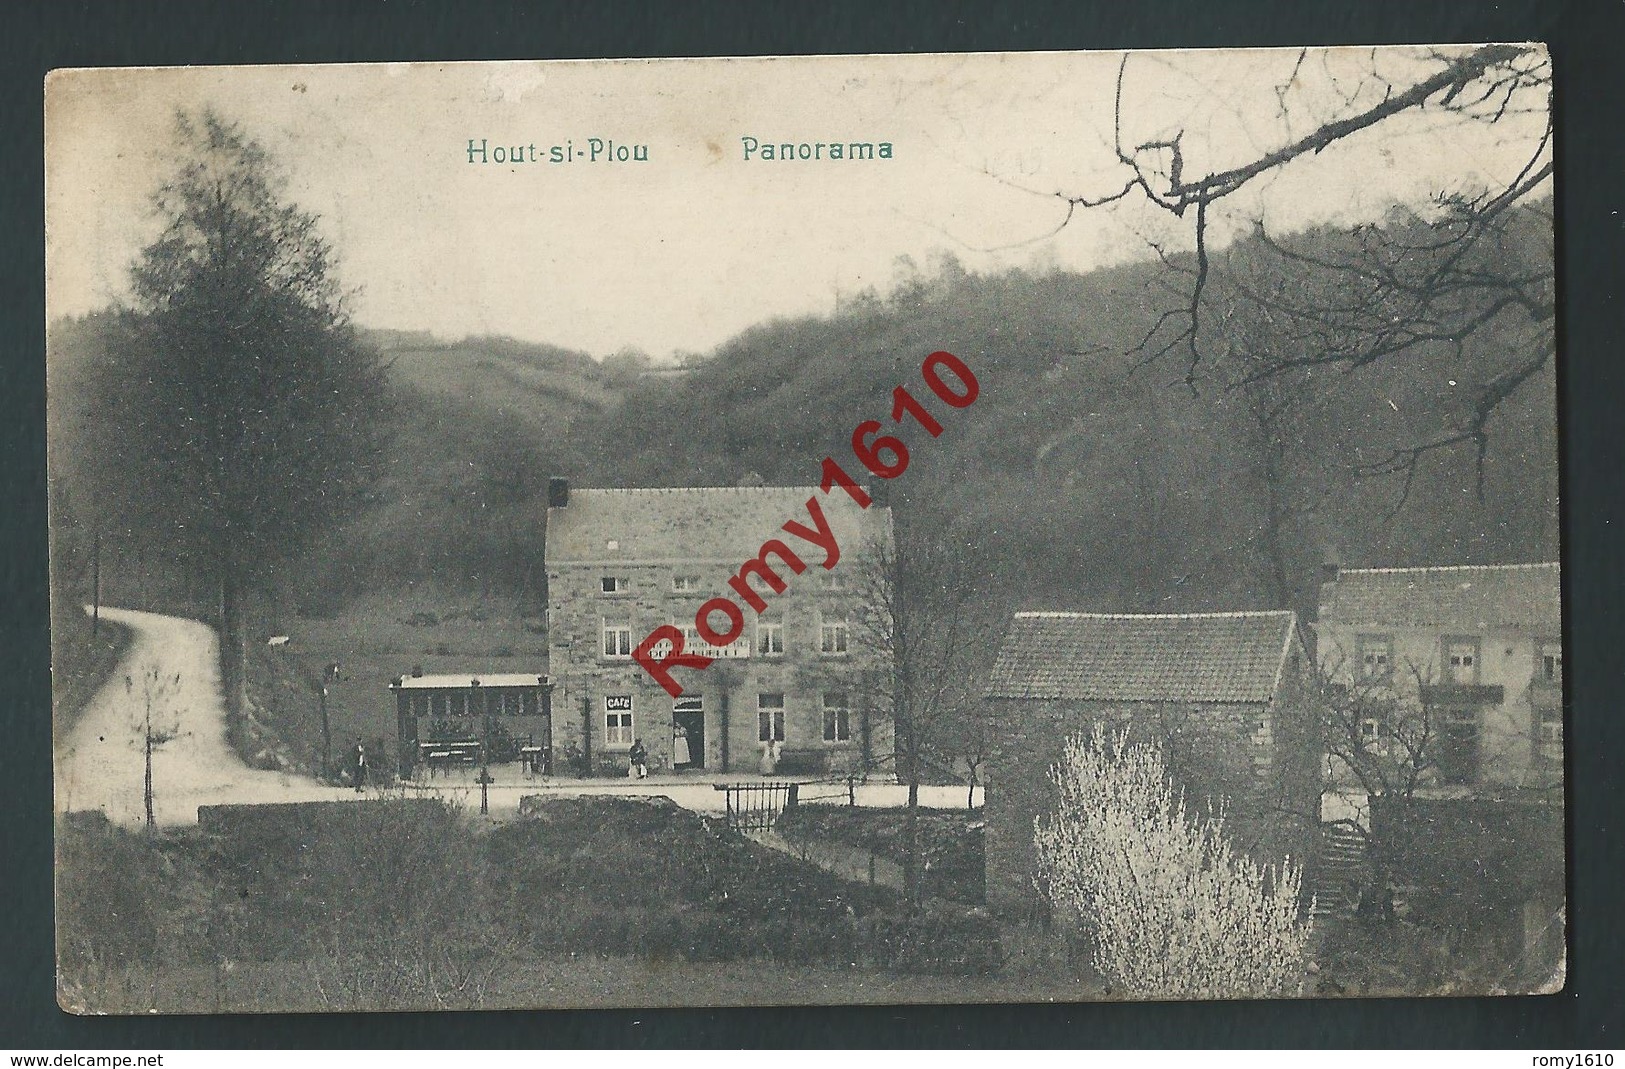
(982, 610, 1320, 912)
(1315, 562, 1563, 794)
(543, 479, 895, 776)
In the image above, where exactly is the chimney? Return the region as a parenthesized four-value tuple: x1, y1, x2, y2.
(1320, 561, 1340, 584)
(411, 664, 424, 678)
(548, 476, 570, 508)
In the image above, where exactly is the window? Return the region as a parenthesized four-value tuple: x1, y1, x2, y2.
(1540, 641, 1563, 686)
(819, 617, 850, 656)
(1358, 635, 1393, 679)
(605, 695, 633, 747)
(672, 575, 701, 593)
(758, 621, 785, 657)
(818, 572, 847, 591)
(1359, 717, 1384, 748)
(674, 695, 703, 715)
(600, 576, 628, 595)
(757, 693, 786, 742)
(1537, 704, 1563, 762)
(822, 692, 851, 742)
(1444, 638, 1480, 684)
(602, 622, 633, 659)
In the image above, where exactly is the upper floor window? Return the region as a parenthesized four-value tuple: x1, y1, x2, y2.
(602, 622, 633, 659)
(758, 621, 785, 657)
(818, 572, 847, 591)
(601, 576, 629, 595)
(1539, 641, 1563, 686)
(672, 575, 702, 593)
(819, 617, 850, 656)
(1358, 635, 1393, 679)
(1444, 638, 1480, 685)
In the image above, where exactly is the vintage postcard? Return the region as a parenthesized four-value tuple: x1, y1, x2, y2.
(46, 46, 1560, 1012)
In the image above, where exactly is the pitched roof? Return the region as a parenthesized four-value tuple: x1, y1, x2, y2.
(545, 486, 889, 563)
(1319, 563, 1560, 633)
(985, 611, 1298, 703)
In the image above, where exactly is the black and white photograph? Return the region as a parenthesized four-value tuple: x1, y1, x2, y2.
(45, 45, 1561, 1013)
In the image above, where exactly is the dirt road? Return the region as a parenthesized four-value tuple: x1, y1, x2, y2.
(55, 607, 345, 827)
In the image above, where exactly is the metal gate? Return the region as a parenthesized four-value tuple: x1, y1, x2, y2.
(716, 781, 799, 831)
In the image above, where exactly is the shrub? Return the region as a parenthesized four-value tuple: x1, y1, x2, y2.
(1034, 724, 1313, 999)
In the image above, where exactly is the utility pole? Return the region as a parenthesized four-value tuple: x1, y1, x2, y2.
(91, 529, 101, 636)
(319, 662, 338, 780)
(476, 680, 490, 815)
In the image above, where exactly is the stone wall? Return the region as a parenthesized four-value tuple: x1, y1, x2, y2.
(983, 694, 1320, 912)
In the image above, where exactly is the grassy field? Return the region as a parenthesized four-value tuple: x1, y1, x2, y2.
(242, 586, 548, 775)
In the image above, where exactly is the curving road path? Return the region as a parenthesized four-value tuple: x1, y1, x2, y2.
(55, 607, 344, 827)
(56, 607, 984, 828)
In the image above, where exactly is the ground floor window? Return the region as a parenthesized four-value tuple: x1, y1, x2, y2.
(605, 695, 634, 747)
(822, 692, 851, 742)
(1536, 703, 1563, 763)
(758, 693, 785, 742)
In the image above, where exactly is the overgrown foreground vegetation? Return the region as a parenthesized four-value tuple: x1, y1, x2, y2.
(57, 796, 1026, 1013)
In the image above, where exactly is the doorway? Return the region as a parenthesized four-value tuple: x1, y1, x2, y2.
(674, 697, 705, 770)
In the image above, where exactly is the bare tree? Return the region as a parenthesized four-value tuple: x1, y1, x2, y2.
(124, 663, 181, 831)
(849, 530, 996, 899)
(1059, 46, 1552, 495)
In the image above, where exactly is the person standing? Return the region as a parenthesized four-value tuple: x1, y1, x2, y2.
(629, 738, 648, 779)
(673, 724, 691, 770)
(352, 740, 367, 793)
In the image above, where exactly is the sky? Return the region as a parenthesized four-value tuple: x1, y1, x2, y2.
(45, 47, 1551, 361)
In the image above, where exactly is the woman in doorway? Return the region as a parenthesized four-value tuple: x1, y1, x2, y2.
(673, 724, 691, 770)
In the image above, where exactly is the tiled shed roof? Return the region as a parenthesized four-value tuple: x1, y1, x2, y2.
(545, 486, 889, 563)
(985, 611, 1298, 703)
(1319, 563, 1560, 633)
(392, 673, 547, 690)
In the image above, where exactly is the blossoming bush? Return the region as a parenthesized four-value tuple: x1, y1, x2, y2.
(1034, 724, 1313, 999)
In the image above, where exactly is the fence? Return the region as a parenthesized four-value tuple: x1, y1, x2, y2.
(716, 781, 799, 831)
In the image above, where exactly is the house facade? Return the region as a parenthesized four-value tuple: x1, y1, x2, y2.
(982, 610, 1320, 912)
(543, 479, 895, 776)
(1315, 562, 1563, 794)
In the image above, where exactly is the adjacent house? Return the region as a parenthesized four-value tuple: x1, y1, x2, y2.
(543, 478, 895, 776)
(982, 610, 1319, 912)
(1315, 562, 1563, 794)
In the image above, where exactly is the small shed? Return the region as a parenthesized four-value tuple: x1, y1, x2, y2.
(391, 671, 552, 777)
(982, 610, 1319, 912)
